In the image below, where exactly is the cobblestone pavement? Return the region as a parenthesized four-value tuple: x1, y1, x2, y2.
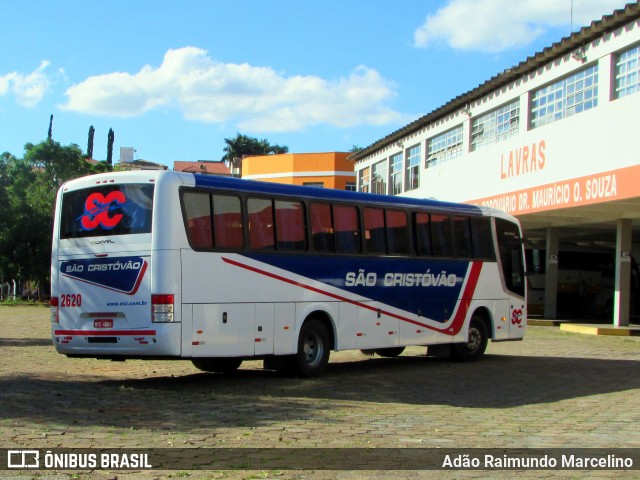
(1, 306, 639, 480)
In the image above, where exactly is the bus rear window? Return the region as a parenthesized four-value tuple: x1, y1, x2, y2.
(60, 184, 154, 239)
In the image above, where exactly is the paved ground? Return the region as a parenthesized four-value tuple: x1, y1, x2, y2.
(0, 306, 639, 479)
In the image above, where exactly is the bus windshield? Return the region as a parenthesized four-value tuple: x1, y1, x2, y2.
(60, 183, 154, 239)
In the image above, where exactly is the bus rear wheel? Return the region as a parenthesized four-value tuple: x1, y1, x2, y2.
(374, 347, 405, 357)
(287, 318, 330, 378)
(452, 316, 488, 362)
(192, 357, 243, 375)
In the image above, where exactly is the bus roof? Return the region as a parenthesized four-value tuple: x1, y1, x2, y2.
(191, 172, 486, 216)
(60, 170, 513, 220)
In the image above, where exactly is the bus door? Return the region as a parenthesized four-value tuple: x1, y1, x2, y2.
(495, 218, 526, 338)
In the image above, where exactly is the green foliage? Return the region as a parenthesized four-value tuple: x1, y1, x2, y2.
(107, 128, 115, 165)
(87, 125, 95, 158)
(0, 140, 108, 294)
(0, 297, 47, 306)
(221, 133, 288, 168)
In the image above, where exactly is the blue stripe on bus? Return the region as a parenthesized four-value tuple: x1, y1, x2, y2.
(238, 253, 474, 323)
(191, 174, 482, 215)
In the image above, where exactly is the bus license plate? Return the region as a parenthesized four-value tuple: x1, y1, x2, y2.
(94, 319, 113, 328)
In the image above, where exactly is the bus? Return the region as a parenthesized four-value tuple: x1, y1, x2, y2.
(526, 245, 640, 318)
(50, 170, 526, 377)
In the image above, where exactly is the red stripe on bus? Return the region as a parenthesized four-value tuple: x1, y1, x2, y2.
(53, 330, 156, 336)
(222, 257, 482, 336)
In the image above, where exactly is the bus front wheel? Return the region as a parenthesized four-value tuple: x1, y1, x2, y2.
(288, 318, 330, 378)
(452, 316, 488, 362)
(192, 357, 243, 375)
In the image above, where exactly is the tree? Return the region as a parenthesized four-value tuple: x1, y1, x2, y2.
(0, 141, 105, 298)
(221, 133, 289, 170)
(87, 125, 95, 159)
(47, 114, 53, 141)
(0, 152, 42, 294)
(106, 128, 114, 165)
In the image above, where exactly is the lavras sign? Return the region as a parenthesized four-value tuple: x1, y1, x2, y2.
(500, 140, 546, 180)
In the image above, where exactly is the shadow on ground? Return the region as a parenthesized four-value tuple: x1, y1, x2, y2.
(0, 338, 53, 347)
(0, 353, 638, 431)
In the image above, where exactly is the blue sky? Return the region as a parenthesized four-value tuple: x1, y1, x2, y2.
(0, 0, 624, 166)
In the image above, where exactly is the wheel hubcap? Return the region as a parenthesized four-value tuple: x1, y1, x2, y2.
(304, 334, 322, 365)
(467, 328, 480, 351)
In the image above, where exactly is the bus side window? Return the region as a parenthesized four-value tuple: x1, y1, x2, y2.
(212, 194, 243, 249)
(452, 216, 472, 258)
(431, 214, 453, 257)
(248, 197, 275, 250)
(471, 217, 494, 260)
(414, 212, 432, 256)
(275, 200, 306, 251)
(183, 192, 213, 249)
(386, 209, 410, 255)
(334, 204, 361, 254)
(364, 207, 386, 254)
(310, 203, 334, 253)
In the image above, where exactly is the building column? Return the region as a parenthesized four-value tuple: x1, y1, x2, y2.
(544, 228, 559, 319)
(614, 219, 632, 327)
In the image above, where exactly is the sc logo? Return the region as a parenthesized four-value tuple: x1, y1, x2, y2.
(511, 308, 523, 325)
(81, 191, 126, 231)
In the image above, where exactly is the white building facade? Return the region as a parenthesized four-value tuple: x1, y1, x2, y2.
(351, 3, 640, 326)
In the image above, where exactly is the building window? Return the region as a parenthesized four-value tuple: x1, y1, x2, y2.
(530, 64, 598, 128)
(615, 44, 640, 99)
(427, 126, 463, 167)
(470, 100, 520, 151)
(303, 182, 324, 188)
(345, 182, 356, 192)
(358, 167, 370, 193)
(404, 144, 421, 192)
(371, 160, 388, 195)
(389, 153, 403, 195)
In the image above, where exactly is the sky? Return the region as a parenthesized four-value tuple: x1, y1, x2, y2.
(0, 0, 626, 167)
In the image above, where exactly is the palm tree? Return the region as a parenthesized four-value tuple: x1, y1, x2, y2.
(221, 133, 289, 174)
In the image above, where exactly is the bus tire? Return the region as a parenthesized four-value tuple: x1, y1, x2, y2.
(451, 316, 488, 362)
(191, 358, 243, 375)
(289, 318, 331, 378)
(374, 347, 405, 357)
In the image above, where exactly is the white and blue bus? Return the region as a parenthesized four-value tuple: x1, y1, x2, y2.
(51, 170, 526, 377)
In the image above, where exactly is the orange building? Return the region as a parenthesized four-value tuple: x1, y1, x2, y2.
(241, 152, 355, 190)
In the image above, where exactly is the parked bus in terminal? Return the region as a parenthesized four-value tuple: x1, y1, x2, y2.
(50, 171, 526, 377)
(526, 246, 640, 319)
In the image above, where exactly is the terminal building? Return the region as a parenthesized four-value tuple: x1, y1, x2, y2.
(350, 3, 640, 326)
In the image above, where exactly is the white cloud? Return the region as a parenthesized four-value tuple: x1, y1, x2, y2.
(414, 0, 623, 52)
(61, 47, 401, 132)
(0, 61, 52, 107)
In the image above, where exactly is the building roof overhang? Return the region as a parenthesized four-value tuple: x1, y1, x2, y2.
(349, 2, 640, 163)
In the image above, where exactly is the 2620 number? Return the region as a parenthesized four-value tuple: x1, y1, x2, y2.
(61, 293, 82, 307)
